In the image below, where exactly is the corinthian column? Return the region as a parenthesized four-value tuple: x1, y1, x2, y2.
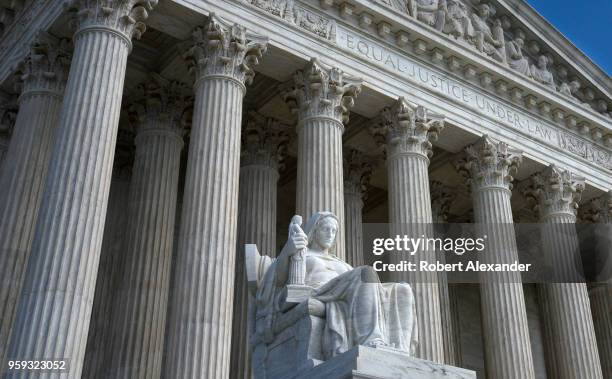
(230, 112, 288, 379)
(430, 181, 461, 366)
(0, 32, 70, 365)
(5, 1, 156, 377)
(343, 148, 375, 267)
(583, 191, 612, 378)
(525, 165, 603, 379)
(281, 58, 361, 260)
(106, 76, 186, 379)
(370, 97, 445, 362)
(163, 15, 267, 379)
(456, 136, 535, 379)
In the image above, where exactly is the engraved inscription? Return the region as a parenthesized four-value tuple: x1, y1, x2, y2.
(336, 27, 611, 170)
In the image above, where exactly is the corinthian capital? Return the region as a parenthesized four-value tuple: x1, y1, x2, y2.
(129, 74, 190, 136)
(456, 135, 522, 192)
(241, 111, 290, 169)
(17, 31, 72, 96)
(580, 191, 612, 224)
(184, 14, 268, 86)
(431, 181, 456, 222)
(281, 58, 362, 124)
(370, 97, 444, 159)
(523, 165, 585, 219)
(67, 0, 157, 44)
(343, 147, 377, 199)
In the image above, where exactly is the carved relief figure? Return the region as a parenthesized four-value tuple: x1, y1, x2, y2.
(251, 212, 418, 362)
(443, 0, 474, 39)
(408, 0, 447, 32)
(559, 80, 581, 100)
(530, 55, 556, 89)
(470, 4, 505, 63)
(506, 36, 531, 76)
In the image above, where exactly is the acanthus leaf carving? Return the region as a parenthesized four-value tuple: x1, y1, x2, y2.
(372, 96, 444, 159)
(67, 0, 158, 44)
(281, 58, 362, 123)
(184, 13, 268, 86)
(343, 147, 377, 199)
(240, 111, 290, 169)
(16, 31, 72, 96)
(523, 164, 585, 219)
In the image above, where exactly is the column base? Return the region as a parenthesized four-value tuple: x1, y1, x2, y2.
(295, 345, 476, 379)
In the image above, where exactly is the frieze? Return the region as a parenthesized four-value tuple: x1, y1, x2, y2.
(238, 0, 336, 40)
(336, 27, 611, 170)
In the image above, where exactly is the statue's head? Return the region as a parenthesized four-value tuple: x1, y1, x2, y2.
(569, 80, 581, 92)
(538, 55, 548, 68)
(303, 212, 339, 253)
(478, 4, 490, 17)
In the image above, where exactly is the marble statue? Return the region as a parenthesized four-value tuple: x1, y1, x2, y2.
(470, 4, 506, 63)
(443, 0, 474, 40)
(530, 55, 556, 89)
(506, 36, 531, 77)
(247, 212, 418, 378)
(408, 0, 446, 32)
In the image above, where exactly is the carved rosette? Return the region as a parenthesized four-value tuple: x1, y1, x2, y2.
(240, 111, 289, 170)
(430, 180, 456, 222)
(184, 14, 268, 87)
(16, 32, 72, 97)
(371, 97, 444, 159)
(281, 58, 362, 124)
(457, 135, 522, 192)
(524, 165, 585, 219)
(343, 147, 376, 199)
(129, 74, 189, 138)
(580, 191, 612, 224)
(67, 0, 157, 47)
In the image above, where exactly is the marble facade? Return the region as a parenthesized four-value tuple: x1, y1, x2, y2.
(0, 0, 609, 378)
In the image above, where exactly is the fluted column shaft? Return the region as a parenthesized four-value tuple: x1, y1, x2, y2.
(107, 117, 183, 378)
(538, 218, 602, 378)
(230, 163, 279, 379)
(585, 192, 612, 378)
(163, 17, 267, 379)
(82, 170, 131, 379)
(344, 187, 364, 266)
(458, 137, 536, 379)
(431, 182, 459, 366)
(529, 166, 603, 379)
(4, 1, 153, 374)
(388, 152, 443, 362)
(296, 118, 345, 257)
(164, 74, 243, 379)
(589, 284, 612, 377)
(472, 188, 535, 378)
(0, 41, 67, 363)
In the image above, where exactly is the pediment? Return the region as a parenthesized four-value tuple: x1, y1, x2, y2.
(365, 0, 611, 117)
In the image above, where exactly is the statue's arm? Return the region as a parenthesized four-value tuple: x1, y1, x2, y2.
(274, 242, 294, 286)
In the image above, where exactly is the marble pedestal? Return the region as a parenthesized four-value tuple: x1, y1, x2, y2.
(295, 346, 476, 379)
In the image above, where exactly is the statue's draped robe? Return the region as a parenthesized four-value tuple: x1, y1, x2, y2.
(255, 252, 418, 360)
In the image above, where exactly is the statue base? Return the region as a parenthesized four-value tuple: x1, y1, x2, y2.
(294, 345, 476, 379)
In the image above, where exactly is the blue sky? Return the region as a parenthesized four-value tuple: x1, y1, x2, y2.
(526, 0, 611, 76)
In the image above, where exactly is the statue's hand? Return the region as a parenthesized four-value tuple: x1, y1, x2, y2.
(289, 229, 308, 255)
